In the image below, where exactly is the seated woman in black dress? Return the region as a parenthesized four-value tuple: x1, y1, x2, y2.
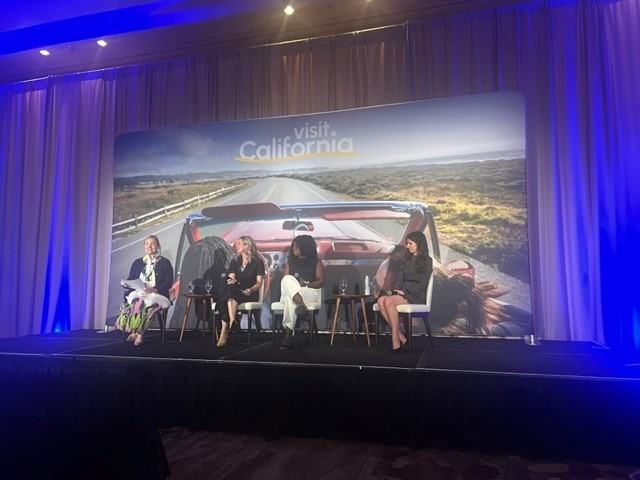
(216, 236, 265, 347)
(376, 231, 433, 353)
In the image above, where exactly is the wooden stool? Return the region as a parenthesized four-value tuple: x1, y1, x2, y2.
(179, 293, 215, 342)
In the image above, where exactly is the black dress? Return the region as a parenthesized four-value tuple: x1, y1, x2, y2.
(287, 256, 318, 283)
(218, 256, 265, 321)
(394, 255, 433, 304)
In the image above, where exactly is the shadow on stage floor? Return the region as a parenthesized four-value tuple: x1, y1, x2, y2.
(1, 329, 639, 479)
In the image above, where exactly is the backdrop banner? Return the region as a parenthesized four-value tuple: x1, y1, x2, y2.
(112, 91, 531, 337)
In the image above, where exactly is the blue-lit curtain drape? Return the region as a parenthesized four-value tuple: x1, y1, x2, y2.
(1, 0, 638, 353)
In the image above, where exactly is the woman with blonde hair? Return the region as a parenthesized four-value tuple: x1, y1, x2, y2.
(116, 235, 173, 346)
(216, 236, 265, 347)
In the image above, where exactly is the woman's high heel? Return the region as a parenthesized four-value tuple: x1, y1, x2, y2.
(280, 327, 293, 350)
(390, 339, 408, 353)
(295, 303, 309, 316)
(230, 318, 241, 334)
(216, 329, 229, 347)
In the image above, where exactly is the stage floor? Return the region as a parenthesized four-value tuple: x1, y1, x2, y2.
(2, 329, 639, 478)
(0, 328, 637, 381)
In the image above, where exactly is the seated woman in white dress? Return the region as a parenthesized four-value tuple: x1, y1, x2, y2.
(278, 235, 325, 350)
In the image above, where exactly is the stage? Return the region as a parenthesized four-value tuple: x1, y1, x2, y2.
(1, 329, 639, 479)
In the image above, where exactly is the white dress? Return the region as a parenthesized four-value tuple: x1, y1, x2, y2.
(279, 274, 321, 334)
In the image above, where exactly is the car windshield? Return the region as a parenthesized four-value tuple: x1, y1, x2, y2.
(193, 202, 430, 248)
(198, 216, 409, 243)
(174, 201, 440, 285)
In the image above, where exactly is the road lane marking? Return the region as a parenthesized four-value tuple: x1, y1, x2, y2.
(111, 220, 184, 253)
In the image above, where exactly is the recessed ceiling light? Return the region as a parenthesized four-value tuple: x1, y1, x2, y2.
(39, 49, 50, 56)
(96, 39, 108, 47)
(284, 5, 294, 15)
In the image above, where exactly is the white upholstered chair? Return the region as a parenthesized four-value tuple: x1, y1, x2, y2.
(237, 281, 265, 345)
(271, 287, 323, 346)
(373, 272, 435, 351)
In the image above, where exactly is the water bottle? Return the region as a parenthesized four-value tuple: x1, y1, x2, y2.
(364, 275, 370, 295)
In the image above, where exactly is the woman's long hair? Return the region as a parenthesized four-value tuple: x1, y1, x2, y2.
(405, 231, 431, 272)
(237, 236, 258, 265)
(435, 270, 507, 335)
(380, 244, 408, 293)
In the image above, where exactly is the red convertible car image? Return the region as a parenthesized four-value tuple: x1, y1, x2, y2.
(171, 201, 441, 330)
(170, 200, 531, 336)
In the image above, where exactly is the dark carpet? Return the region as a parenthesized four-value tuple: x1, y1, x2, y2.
(161, 427, 640, 480)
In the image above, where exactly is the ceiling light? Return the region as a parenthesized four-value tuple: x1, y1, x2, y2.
(39, 49, 50, 56)
(96, 39, 108, 47)
(284, 5, 294, 15)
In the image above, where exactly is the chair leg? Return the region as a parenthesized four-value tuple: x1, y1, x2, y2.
(245, 312, 252, 345)
(155, 309, 167, 344)
(272, 312, 277, 345)
(423, 314, 434, 349)
(253, 312, 262, 332)
(272, 312, 286, 345)
(374, 310, 378, 347)
(242, 310, 258, 345)
(309, 312, 315, 346)
(161, 309, 166, 344)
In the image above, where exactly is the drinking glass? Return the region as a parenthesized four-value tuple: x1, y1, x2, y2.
(187, 281, 194, 294)
(339, 277, 347, 295)
(205, 279, 213, 294)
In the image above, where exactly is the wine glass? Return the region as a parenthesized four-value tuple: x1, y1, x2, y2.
(205, 279, 213, 295)
(339, 277, 347, 295)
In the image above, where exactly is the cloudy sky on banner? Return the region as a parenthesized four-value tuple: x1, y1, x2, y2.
(114, 91, 525, 176)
